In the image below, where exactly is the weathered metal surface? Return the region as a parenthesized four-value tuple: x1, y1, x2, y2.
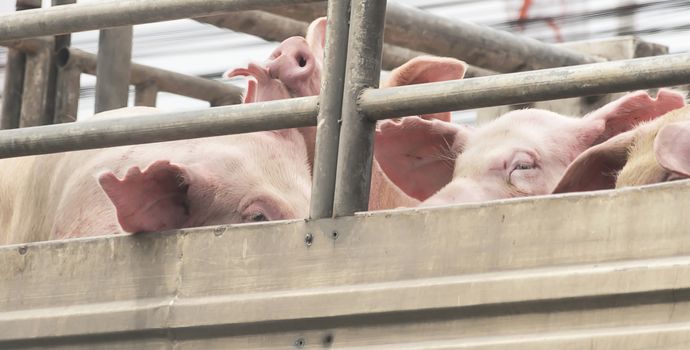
(94, 26, 133, 113)
(309, 2, 350, 219)
(58, 47, 243, 106)
(0, 49, 25, 129)
(360, 53, 690, 121)
(0, 96, 318, 159)
(53, 58, 80, 123)
(196, 10, 491, 76)
(19, 37, 53, 127)
(1, 180, 689, 348)
(263, 1, 602, 73)
(0, 0, 322, 41)
(476, 36, 672, 124)
(332, 0, 387, 216)
(134, 82, 158, 107)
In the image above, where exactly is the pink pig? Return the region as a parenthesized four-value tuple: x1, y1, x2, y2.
(0, 107, 311, 245)
(227, 17, 467, 210)
(375, 89, 685, 206)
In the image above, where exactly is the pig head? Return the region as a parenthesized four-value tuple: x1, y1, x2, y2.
(376, 89, 685, 206)
(0, 107, 311, 244)
(226, 17, 467, 210)
(553, 103, 689, 193)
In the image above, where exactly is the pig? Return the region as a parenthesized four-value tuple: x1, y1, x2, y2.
(0, 107, 311, 245)
(375, 89, 686, 206)
(553, 103, 690, 193)
(226, 17, 467, 210)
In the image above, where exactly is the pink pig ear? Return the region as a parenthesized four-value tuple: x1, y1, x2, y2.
(375, 116, 472, 200)
(306, 17, 327, 65)
(224, 67, 258, 103)
(553, 131, 636, 194)
(655, 120, 690, 178)
(583, 89, 685, 144)
(384, 56, 468, 122)
(98, 160, 191, 233)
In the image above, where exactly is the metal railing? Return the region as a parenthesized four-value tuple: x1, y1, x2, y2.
(0, 0, 689, 220)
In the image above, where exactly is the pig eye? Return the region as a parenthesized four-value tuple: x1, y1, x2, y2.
(245, 212, 268, 223)
(513, 163, 535, 171)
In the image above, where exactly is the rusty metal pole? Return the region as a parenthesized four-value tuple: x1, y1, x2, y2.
(332, 0, 387, 216)
(309, 1, 351, 219)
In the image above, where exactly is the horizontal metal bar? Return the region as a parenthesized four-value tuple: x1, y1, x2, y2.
(260, 1, 600, 73)
(195, 10, 498, 76)
(0, 0, 320, 41)
(360, 53, 690, 120)
(58, 47, 243, 105)
(0, 97, 318, 159)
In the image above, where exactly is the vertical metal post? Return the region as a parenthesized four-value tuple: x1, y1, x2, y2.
(332, 0, 387, 217)
(134, 82, 158, 107)
(19, 40, 54, 127)
(1, 0, 40, 129)
(309, 0, 351, 219)
(94, 26, 133, 113)
(54, 56, 81, 123)
(1, 50, 26, 129)
(50, 0, 77, 124)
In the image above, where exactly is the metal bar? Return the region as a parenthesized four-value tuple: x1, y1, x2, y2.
(196, 11, 306, 43)
(134, 82, 158, 107)
(259, 2, 326, 22)
(0, 0, 39, 129)
(94, 26, 132, 113)
(0, 97, 318, 159)
(384, 2, 602, 73)
(196, 11, 492, 76)
(53, 63, 80, 123)
(58, 47, 243, 105)
(309, 1, 351, 219)
(49, 0, 78, 124)
(0, 0, 321, 41)
(1, 50, 26, 129)
(332, 0, 387, 217)
(260, 1, 600, 73)
(19, 39, 53, 127)
(360, 53, 690, 120)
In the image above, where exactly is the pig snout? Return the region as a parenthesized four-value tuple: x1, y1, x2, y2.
(266, 37, 316, 88)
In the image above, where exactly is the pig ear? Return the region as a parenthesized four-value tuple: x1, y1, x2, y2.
(224, 68, 257, 103)
(384, 56, 468, 122)
(306, 17, 327, 65)
(375, 116, 472, 200)
(583, 89, 685, 144)
(655, 120, 690, 177)
(98, 160, 190, 233)
(553, 131, 636, 194)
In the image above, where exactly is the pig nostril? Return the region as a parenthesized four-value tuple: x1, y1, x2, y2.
(298, 56, 307, 68)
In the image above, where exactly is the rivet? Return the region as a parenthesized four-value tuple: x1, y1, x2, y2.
(305, 233, 313, 246)
(331, 231, 339, 240)
(294, 337, 305, 348)
(17, 246, 27, 255)
(213, 226, 226, 237)
(322, 333, 334, 346)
